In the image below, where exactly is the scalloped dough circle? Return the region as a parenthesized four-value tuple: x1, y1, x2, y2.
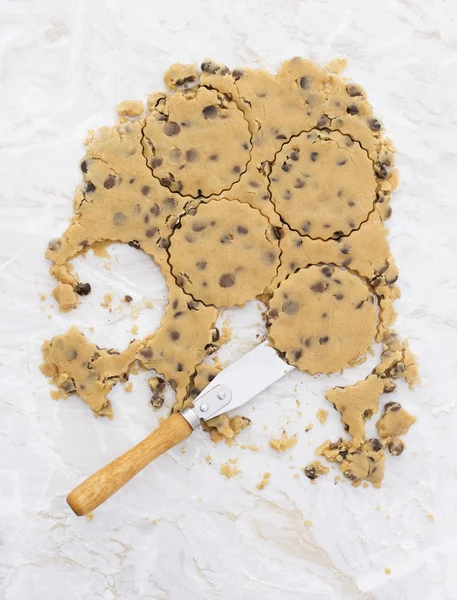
(267, 265, 377, 374)
(169, 199, 280, 307)
(269, 130, 377, 240)
(143, 86, 252, 198)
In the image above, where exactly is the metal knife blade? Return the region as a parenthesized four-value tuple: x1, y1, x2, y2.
(185, 341, 294, 424)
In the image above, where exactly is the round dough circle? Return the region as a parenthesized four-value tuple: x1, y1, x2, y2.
(269, 130, 377, 240)
(267, 265, 377, 374)
(143, 87, 251, 198)
(169, 199, 280, 307)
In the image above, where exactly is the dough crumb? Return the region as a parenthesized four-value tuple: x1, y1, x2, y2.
(241, 444, 259, 452)
(257, 472, 271, 490)
(304, 520, 313, 527)
(205, 455, 211, 463)
(427, 513, 435, 522)
(303, 460, 329, 481)
(116, 100, 144, 117)
(100, 293, 113, 308)
(269, 431, 298, 452)
(40, 293, 46, 301)
(384, 567, 391, 575)
(326, 56, 348, 73)
(131, 324, 138, 335)
(164, 63, 198, 90)
(180, 446, 186, 454)
(52, 282, 77, 312)
(305, 423, 313, 433)
(316, 409, 328, 424)
(85, 512, 94, 522)
(220, 461, 241, 479)
(124, 382, 133, 393)
(375, 332, 420, 389)
(149, 377, 166, 409)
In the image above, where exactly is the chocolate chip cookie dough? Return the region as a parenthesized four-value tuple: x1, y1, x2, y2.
(41, 57, 417, 487)
(269, 130, 377, 240)
(169, 199, 280, 307)
(267, 265, 377, 374)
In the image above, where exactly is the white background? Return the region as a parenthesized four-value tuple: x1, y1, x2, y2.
(1, 0, 457, 599)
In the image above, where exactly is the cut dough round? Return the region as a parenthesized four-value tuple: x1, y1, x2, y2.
(267, 265, 377, 374)
(269, 130, 377, 240)
(143, 87, 251, 198)
(169, 199, 280, 307)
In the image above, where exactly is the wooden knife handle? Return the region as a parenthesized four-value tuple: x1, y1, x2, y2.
(67, 412, 193, 516)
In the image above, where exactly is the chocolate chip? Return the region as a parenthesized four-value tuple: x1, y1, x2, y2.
(368, 118, 381, 131)
(317, 114, 330, 128)
(144, 215, 150, 224)
(321, 312, 327, 318)
(186, 149, 199, 162)
(347, 84, 363, 97)
(348, 200, 355, 207)
(290, 151, 299, 161)
(232, 69, 244, 80)
(140, 348, 153, 359)
(232, 165, 241, 173)
(184, 233, 195, 243)
(264, 251, 276, 264)
(124, 295, 133, 302)
(113, 212, 127, 226)
(342, 258, 352, 267)
(174, 311, 183, 317)
(302, 338, 312, 348)
(311, 281, 327, 293)
(150, 205, 160, 216)
(304, 465, 318, 480)
(367, 438, 382, 452)
(237, 225, 248, 234)
(347, 104, 359, 115)
(85, 182, 96, 193)
(196, 261, 207, 270)
(310, 152, 319, 162)
(293, 349, 302, 361)
(300, 76, 311, 89)
(319, 336, 329, 344)
(388, 438, 404, 456)
(268, 308, 278, 319)
(294, 179, 305, 189)
(220, 234, 232, 244)
(335, 293, 344, 300)
(283, 190, 292, 200)
(164, 197, 177, 210)
(355, 300, 364, 309)
(219, 273, 235, 288)
(321, 266, 333, 278)
(282, 300, 299, 315)
(61, 379, 76, 394)
(177, 363, 184, 372)
(336, 159, 347, 166)
(80, 160, 88, 173)
(128, 240, 141, 249)
(164, 121, 181, 136)
(302, 221, 311, 233)
(192, 222, 206, 232)
(282, 163, 290, 172)
(202, 105, 217, 119)
(385, 401, 401, 412)
(340, 245, 350, 255)
(104, 175, 115, 189)
(142, 185, 151, 195)
(242, 142, 249, 150)
(75, 282, 91, 296)
(151, 157, 163, 168)
(188, 300, 199, 310)
(212, 328, 220, 342)
(146, 228, 158, 238)
(170, 330, 180, 341)
(158, 238, 170, 249)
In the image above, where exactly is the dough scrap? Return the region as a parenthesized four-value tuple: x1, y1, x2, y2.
(169, 198, 280, 307)
(376, 402, 416, 439)
(269, 129, 377, 240)
(317, 438, 385, 488)
(326, 374, 387, 448)
(41, 326, 141, 417)
(269, 431, 298, 452)
(303, 460, 329, 481)
(142, 86, 251, 197)
(267, 265, 377, 374)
